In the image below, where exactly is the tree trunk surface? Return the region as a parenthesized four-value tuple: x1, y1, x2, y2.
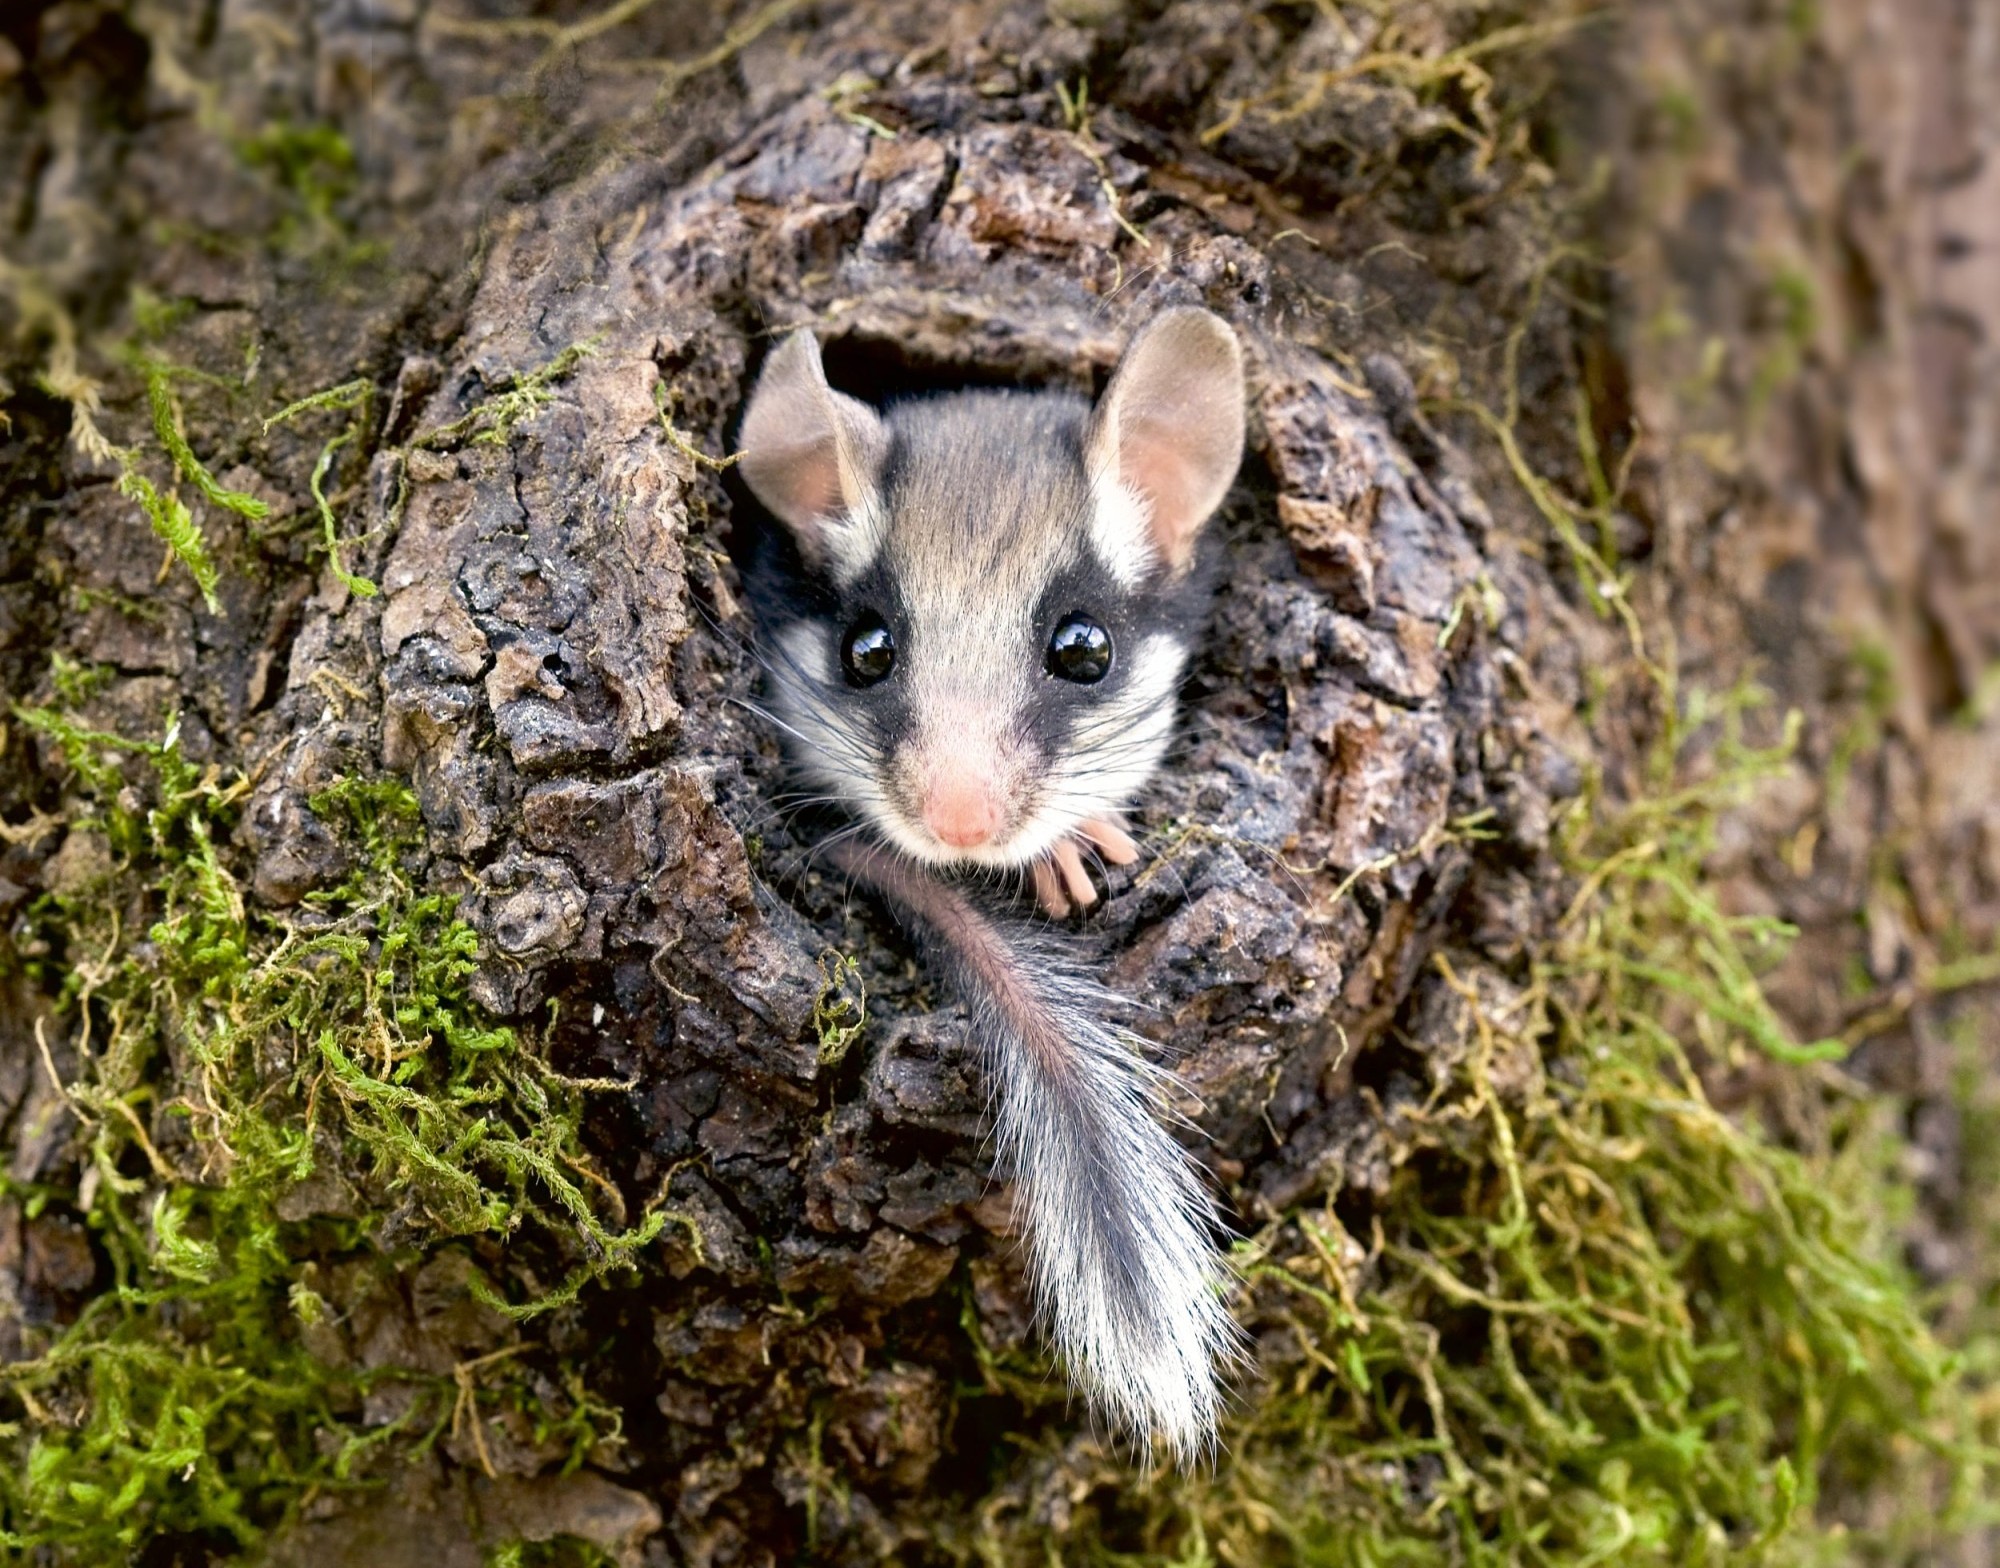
(0, 1, 1994, 1565)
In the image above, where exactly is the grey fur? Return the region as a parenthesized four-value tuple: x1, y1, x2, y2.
(738, 309, 1249, 1460)
(827, 842, 1242, 1463)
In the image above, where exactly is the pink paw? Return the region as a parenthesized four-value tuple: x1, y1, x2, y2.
(1029, 816, 1140, 917)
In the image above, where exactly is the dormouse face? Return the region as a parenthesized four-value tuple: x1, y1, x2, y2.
(738, 310, 1245, 871)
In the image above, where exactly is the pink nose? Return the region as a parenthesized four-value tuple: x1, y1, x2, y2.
(922, 775, 1003, 849)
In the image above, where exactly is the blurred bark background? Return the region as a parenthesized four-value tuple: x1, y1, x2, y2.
(0, 0, 1994, 1564)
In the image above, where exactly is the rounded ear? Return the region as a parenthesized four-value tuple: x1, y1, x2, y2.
(737, 330, 890, 572)
(1085, 308, 1245, 575)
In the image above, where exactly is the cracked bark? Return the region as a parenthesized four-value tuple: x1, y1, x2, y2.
(0, 0, 1994, 1563)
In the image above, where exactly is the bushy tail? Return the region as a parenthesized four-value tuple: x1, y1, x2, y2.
(829, 843, 1239, 1464)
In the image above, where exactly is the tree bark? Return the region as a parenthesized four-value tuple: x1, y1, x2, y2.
(0, 0, 1994, 1564)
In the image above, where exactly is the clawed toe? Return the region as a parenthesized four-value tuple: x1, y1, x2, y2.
(1031, 816, 1140, 918)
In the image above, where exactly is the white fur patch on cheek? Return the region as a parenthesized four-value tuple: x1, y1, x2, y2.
(769, 625, 876, 794)
(774, 623, 837, 703)
(1010, 633, 1189, 859)
(768, 623, 971, 867)
(1087, 474, 1159, 588)
(1116, 633, 1189, 733)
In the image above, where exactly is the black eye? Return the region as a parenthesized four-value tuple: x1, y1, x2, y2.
(842, 614, 896, 687)
(1047, 614, 1112, 684)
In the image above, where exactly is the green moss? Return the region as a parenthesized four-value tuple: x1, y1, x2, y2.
(966, 684, 1988, 1566)
(116, 469, 221, 615)
(0, 710, 653, 1559)
(127, 287, 196, 344)
(233, 121, 362, 255)
(45, 653, 114, 708)
(1827, 638, 1895, 809)
(81, 349, 274, 617)
(415, 338, 605, 453)
(812, 950, 867, 1067)
(264, 378, 379, 597)
(144, 360, 270, 524)
(264, 378, 375, 431)
(1767, 265, 1818, 348)
(1654, 81, 1704, 155)
(236, 123, 355, 209)
(1747, 263, 1819, 421)
(485, 1540, 618, 1568)
(69, 584, 170, 627)
(653, 378, 745, 471)
(1958, 661, 2000, 728)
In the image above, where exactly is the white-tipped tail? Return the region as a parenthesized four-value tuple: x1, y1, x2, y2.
(828, 843, 1240, 1463)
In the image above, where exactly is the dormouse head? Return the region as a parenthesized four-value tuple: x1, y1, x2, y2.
(738, 308, 1245, 871)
